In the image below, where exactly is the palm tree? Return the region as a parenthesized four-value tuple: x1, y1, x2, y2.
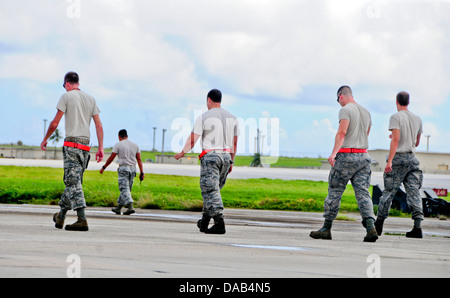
(49, 128, 62, 159)
(49, 128, 62, 148)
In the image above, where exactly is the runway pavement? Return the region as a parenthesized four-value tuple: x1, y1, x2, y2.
(0, 204, 448, 279)
(1, 158, 449, 280)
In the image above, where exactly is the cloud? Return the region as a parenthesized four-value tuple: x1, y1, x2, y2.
(0, 53, 63, 82)
(1, 0, 448, 109)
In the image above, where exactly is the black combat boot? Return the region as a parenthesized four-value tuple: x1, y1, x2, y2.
(53, 212, 64, 229)
(197, 213, 211, 233)
(309, 228, 332, 240)
(406, 226, 422, 238)
(375, 218, 384, 236)
(111, 205, 122, 215)
(123, 204, 135, 215)
(364, 227, 378, 242)
(205, 215, 226, 234)
(310, 220, 332, 240)
(65, 217, 89, 231)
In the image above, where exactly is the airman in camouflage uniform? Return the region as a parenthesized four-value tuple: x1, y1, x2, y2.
(100, 129, 144, 215)
(310, 86, 377, 242)
(41, 72, 104, 231)
(375, 91, 424, 238)
(175, 89, 239, 235)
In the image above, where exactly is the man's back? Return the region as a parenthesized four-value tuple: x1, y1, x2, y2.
(113, 139, 140, 166)
(193, 108, 240, 151)
(339, 103, 371, 149)
(56, 90, 100, 139)
(389, 110, 422, 153)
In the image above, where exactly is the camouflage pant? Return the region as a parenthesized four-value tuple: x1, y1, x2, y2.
(323, 153, 375, 222)
(117, 165, 136, 206)
(377, 153, 424, 220)
(200, 152, 232, 217)
(59, 146, 90, 211)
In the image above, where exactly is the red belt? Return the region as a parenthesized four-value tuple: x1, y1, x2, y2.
(338, 148, 367, 153)
(64, 141, 91, 152)
(199, 149, 231, 159)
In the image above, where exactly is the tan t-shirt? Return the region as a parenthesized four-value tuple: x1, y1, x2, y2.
(192, 108, 240, 151)
(56, 90, 100, 139)
(339, 103, 371, 149)
(389, 110, 422, 153)
(112, 139, 140, 167)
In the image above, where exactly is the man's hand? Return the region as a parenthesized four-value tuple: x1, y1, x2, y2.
(174, 152, 185, 160)
(96, 149, 104, 163)
(40, 140, 48, 151)
(99, 168, 105, 174)
(328, 153, 337, 167)
(384, 160, 393, 173)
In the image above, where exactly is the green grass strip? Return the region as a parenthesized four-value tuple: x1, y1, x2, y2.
(0, 165, 363, 213)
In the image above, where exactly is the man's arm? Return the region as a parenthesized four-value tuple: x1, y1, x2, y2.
(174, 132, 200, 160)
(93, 114, 104, 162)
(328, 119, 349, 167)
(136, 152, 145, 181)
(228, 135, 239, 174)
(231, 135, 238, 161)
(415, 133, 421, 147)
(41, 110, 64, 150)
(99, 153, 117, 174)
(385, 129, 400, 173)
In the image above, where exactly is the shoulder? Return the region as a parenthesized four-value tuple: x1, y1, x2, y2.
(390, 111, 402, 119)
(408, 110, 421, 120)
(128, 139, 139, 147)
(339, 104, 353, 118)
(217, 108, 237, 120)
(79, 91, 96, 101)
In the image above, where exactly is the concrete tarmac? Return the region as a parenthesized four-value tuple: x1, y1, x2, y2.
(1, 159, 449, 279)
(0, 204, 448, 278)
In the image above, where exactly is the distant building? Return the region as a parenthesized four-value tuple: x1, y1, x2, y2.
(320, 149, 450, 174)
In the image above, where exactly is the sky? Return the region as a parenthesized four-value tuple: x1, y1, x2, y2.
(1, 0, 449, 160)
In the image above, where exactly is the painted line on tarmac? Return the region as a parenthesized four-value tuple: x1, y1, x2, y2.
(230, 244, 313, 252)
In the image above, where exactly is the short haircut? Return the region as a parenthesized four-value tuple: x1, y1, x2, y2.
(396, 91, 410, 106)
(207, 89, 222, 103)
(64, 72, 79, 84)
(337, 85, 353, 97)
(118, 129, 128, 138)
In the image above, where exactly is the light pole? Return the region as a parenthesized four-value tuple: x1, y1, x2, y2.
(152, 127, 157, 152)
(43, 119, 48, 138)
(161, 129, 167, 163)
(425, 134, 431, 152)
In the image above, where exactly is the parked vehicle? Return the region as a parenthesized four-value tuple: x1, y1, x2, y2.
(372, 185, 450, 217)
